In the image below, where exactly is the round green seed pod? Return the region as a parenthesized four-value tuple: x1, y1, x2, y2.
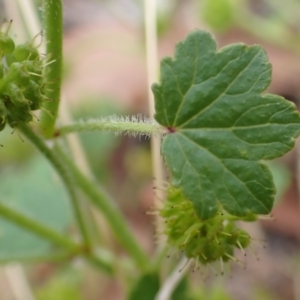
(0, 33, 15, 55)
(8, 62, 30, 87)
(13, 43, 39, 62)
(22, 60, 43, 85)
(5, 82, 28, 107)
(4, 53, 17, 66)
(24, 80, 43, 110)
(7, 105, 32, 126)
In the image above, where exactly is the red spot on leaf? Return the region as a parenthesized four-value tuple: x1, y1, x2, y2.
(167, 127, 176, 133)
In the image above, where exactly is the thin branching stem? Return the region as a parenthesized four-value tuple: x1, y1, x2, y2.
(0, 198, 114, 274)
(17, 122, 93, 250)
(0, 200, 79, 251)
(53, 144, 150, 272)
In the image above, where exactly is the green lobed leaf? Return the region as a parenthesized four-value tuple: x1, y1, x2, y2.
(152, 30, 300, 220)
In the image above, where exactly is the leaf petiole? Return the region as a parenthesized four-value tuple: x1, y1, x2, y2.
(58, 116, 167, 138)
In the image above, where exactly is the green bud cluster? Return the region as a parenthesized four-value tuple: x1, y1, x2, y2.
(160, 186, 253, 265)
(0, 31, 45, 130)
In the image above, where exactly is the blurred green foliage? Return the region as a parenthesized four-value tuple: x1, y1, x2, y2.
(0, 156, 73, 261)
(200, 0, 237, 31)
(193, 286, 232, 300)
(35, 267, 83, 300)
(0, 125, 33, 163)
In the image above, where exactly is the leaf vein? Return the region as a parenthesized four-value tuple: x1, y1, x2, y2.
(179, 133, 270, 212)
(179, 123, 300, 131)
(173, 55, 239, 126)
(174, 135, 214, 218)
(178, 51, 260, 128)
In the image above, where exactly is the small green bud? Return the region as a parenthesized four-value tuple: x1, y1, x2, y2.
(0, 33, 15, 55)
(8, 62, 30, 87)
(24, 80, 43, 110)
(7, 111, 32, 126)
(5, 82, 28, 107)
(13, 43, 39, 62)
(22, 60, 43, 85)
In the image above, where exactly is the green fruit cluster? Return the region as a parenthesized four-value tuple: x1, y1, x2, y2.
(0, 31, 45, 130)
(160, 186, 252, 265)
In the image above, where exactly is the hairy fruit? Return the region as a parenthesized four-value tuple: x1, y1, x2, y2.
(0, 29, 45, 129)
(160, 185, 253, 265)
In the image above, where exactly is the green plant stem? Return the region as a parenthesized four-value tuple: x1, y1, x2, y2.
(58, 117, 167, 137)
(0, 199, 114, 274)
(17, 122, 92, 250)
(54, 144, 150, 272)
(0, 201, 78, 252)
(39, 0, 63, 137)
(85, 254, 114, 275)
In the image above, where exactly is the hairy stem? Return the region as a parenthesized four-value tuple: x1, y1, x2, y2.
(0, 200, 78, 251)
(58, 117, 167, 137)
(17, 122, 92, 250)
(54, 144, 150, 272)
(39, 0, 63, 137)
